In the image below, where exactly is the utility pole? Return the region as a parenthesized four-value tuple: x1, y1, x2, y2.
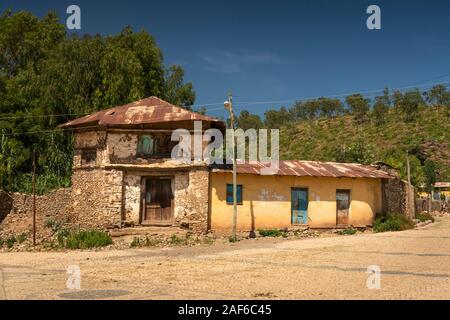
(32, 148, 37, 247)
(406, 151, 411, 185)
(224, 93, 237, 241)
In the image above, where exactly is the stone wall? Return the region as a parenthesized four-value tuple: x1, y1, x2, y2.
(1, 169, 211, 236)
(123, 173, 141, 223)
(0, 188, 71, 237)
(71, 169, 123, 228)
(173, 169, 210, 232)
(382, 178, 415, 220)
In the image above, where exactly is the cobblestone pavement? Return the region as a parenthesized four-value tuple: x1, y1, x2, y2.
(0, 216, 449, 300)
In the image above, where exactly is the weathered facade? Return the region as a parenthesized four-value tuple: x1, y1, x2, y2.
(52, 97, 414, 233)
(210, 161, 398, 231)
(60, 96, 223, 232)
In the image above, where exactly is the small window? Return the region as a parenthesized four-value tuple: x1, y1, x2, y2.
(226, 184, 243, 205)
(81, 149, 97, 165)
(137, 135, 157, 156)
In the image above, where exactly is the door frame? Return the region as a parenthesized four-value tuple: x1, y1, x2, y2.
(291, 187, 309, 225)
(140, 176, 174, 226)
(336, 189, 351, 227)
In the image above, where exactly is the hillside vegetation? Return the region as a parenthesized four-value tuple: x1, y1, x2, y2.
(278, 106, 449, 186)
(237, 88, 449, 189)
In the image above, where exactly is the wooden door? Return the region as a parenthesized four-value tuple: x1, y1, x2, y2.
(291, 188, 308, 224)
(143, 178, 173, 224)
(336, 189, 350, 226)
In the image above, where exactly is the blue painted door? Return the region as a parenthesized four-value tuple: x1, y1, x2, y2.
(291, 188, 308, 224)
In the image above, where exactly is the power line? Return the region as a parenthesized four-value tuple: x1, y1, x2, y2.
(223, 80, 450, 109)
(0, 79, 449, 122)
(0, 125, 99, 137)
(0, 113, 89, 121)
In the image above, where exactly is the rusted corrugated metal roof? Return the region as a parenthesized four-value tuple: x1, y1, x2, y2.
(59, 96, 224, 129)
(211, 160, 394, 179)
(435, 182, 450, 188)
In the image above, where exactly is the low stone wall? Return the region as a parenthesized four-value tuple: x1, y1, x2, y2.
(0, 188, 71, 237)
(416, 198, 449, 213)
(0, 169, 123, 236)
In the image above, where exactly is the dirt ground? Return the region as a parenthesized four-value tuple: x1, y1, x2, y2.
(0, 216, 449, 300)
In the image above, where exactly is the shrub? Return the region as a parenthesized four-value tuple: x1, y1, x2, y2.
(44, 218, 55, 229)
(416, 212, 435, 223)
(57, 229, 70, 247)
(337, 228, 357, 235)
(257, 229, 286, 237)
(373, 214, 414, 233)
(6, 236, 16, 248)
(57, 229, 112, 249)
(17, 233, 27, 243)
(144, 236, 162, 247)
(0, 237, 4, 247)
(44, 218, 66, 232)
(130, 237, 140, 247)
(168, 234, 186, 245)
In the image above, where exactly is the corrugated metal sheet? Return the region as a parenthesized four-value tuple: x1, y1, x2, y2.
(435, 182, 450, 188)
(211, 160, 394, 179)
(59, 96, 224, 128)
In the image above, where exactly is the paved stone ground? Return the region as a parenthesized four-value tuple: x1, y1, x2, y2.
(0, 216, 449, 300)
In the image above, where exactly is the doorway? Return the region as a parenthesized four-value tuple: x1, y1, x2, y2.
(336, 189, 350, 226)
(142, 177, 173, 225)
(291, 188, 308, 224)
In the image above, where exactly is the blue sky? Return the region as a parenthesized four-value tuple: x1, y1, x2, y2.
(2, 0, 450, 118)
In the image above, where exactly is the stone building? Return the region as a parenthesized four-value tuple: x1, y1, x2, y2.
(59, 96, 224, 232)
(55, 96, 414, 233)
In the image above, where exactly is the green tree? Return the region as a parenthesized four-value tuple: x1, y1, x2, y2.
(0, 136, 28, 189)
(236, 110, 264, 131)
(425, 85, 450, 106)
(0, 10, 196, 193)
(164, 65, 196, 108)
(423, 159, 437, 212)
(372, 90, 390, 126)
(394, 89, 425, 122)
(423, 159, 437, 194)
(334, 137, 374, 164)
(345, 94, 370, 123)
(264, 107, 292, 128)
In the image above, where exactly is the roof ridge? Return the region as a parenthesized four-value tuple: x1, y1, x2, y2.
(59, 96, 223, 128)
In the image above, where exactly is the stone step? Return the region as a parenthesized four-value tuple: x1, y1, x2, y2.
(110, 226, 186, 237)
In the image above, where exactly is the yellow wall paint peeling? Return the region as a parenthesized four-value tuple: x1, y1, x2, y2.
(210, 172, 382, 230)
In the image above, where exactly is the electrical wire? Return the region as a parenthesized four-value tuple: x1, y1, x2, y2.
(0, 79, 448, 135)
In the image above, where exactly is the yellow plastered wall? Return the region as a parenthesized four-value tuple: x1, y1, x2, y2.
(210, 173, 382, 230)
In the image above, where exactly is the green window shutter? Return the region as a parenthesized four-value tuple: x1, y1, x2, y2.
(237, 185, 242, 203)
(226, 184, 243, 204)
(138, 135, 154, 155)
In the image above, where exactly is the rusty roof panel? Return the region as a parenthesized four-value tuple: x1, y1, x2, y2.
(211, 160, 394, 179)
(435, 182, 450, 188)
(59, 96, 224, 128)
